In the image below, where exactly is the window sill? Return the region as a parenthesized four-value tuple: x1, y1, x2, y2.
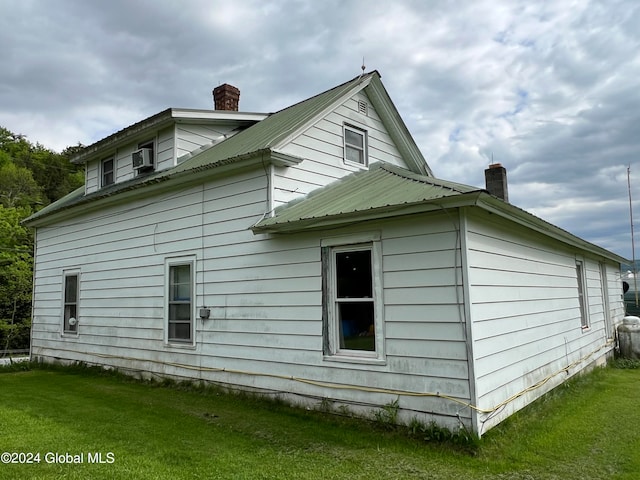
(343, 159, 369, 170)
(164, 342, 196, 350)
(323, 354, 386, 366)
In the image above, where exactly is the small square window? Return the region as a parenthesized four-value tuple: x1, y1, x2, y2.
(101, 157, 114, 187)
(343, 125, 367, 166)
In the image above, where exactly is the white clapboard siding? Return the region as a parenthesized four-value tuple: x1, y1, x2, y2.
(85, 163, 99, 194)
(156, 127, 175, 171)
(464, 209, 623, 433)
(274, 91, 411, 207)
(176, 124, 239, 159)
(84, 127, 175, 194)
(32, 200, 473, 428)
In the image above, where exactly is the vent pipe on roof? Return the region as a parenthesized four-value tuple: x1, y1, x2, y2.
(485, 163, 509, 202)
(213, 84, 240, 111)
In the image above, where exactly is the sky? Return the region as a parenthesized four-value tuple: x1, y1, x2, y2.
(1, 0, 639, 259)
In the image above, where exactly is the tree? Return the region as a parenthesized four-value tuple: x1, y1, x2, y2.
(0, 205, 34, 351)
(0, 126, 85, 352)
(0, 162, 44, 208)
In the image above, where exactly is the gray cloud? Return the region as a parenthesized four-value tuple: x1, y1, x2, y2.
(1, 0, 639, 259)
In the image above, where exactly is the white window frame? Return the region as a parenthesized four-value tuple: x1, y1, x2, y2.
(136, 138, 156, 173)
(165, 256, 196, 346)
(101, 156, 115, 187)
(343, 124, 368, 167)
(61, 269, 80, 336)
(322, 234, 384, 363)
(576, 258, 589, 329)
(599, 262, 612, 338)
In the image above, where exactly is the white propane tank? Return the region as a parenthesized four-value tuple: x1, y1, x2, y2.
(618, 316, 640, 359)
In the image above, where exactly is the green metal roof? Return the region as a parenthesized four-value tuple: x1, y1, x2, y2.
(252, 162, 628, 264)
(252, 163, 482, 233)
(27, 70, 428, 226)
(171, 72, 382, 174)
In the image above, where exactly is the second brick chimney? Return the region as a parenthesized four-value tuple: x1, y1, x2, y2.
(213, 84, 240, 111)
(485, 163, 509, 202)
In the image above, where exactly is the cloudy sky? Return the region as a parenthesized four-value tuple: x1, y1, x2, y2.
(1, 0, 639, 259)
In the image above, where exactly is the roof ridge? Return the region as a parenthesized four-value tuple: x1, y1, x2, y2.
(269, 71, 379, 115)
(379, 163, 480, 193)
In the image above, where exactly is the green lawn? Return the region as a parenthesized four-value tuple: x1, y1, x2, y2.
(1, 362, 639, 479)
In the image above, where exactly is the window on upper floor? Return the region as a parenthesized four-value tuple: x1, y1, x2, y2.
(101, 157, 114, 187)
(343, 124, 368, 167)
(134, 138, 155, 174)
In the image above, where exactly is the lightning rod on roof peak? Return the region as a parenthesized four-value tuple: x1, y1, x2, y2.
(359, 57, 366, 78)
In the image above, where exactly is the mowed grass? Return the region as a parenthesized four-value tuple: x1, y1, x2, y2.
(0, 362, 639, 479)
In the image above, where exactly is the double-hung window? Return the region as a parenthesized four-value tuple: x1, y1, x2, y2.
(576, 259, 589, 329)
(166, 258, 195, 344)
(62, 271, 79, 334)
(343, 125, 367, 166)
(101, 157, 114, 187)
(599, 262, 612, 338)
(323, 236, 383, 361)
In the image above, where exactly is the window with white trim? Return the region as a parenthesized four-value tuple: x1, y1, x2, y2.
(576, 259, 589, 329)
(135, 138, 156, 174)
(101, 157, 114, 187)
(166, 258, 195, 344)
(62, 271, 79, 334)
(343, 124, 367, 166)
(599, 262, 612, 338)
(322, 239, 383, 359)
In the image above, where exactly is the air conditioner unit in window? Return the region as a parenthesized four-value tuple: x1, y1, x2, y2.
(132, 148, 153, 170)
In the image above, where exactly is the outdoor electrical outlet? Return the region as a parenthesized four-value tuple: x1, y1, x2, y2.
(199, 308, 211, 319)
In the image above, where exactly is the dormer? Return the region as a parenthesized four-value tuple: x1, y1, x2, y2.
(72, 85, 268, 195)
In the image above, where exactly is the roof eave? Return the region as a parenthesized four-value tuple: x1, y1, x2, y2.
(71, 109, 268, 164)
(251, 191, 483, 234)
(365, 75, 432, 176)
(476, 195, 629, 264)
(24, 148, 301, 227)
(252, 188, 627, 264)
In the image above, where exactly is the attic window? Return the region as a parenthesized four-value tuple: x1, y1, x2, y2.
(358, 100, 368, 115)
(343, 125, 368, 167)
(101, 157, 114, 187)
(134, 139, 155, 173)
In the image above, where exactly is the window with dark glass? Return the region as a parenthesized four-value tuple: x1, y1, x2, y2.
(101, 157, 114, 187)
(63, 273, 79, 333)
(576, 260, 589, 329)
(334, 248, 375, 352)
(168, 264, 192, 342)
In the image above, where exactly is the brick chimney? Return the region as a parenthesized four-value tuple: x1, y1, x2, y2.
(213, 84, 240, 111)
(485, 163, 509, 202)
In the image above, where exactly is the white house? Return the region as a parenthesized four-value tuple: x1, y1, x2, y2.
(25, 72, 626, 435)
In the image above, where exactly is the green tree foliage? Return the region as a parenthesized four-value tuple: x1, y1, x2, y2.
(0, 127, 83, 205)
(0, 205, 34, 350)
(0, 126, 84, 351)
(0, 162, 44, 208)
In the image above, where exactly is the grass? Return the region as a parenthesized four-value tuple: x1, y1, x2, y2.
(0, 361, 639, 479)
